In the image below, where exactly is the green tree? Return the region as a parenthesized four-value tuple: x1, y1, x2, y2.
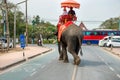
(32, 20, 56, 40)
(35, 15, 40, 25)
(32, 15, 40, 26)
(100, 17, 119, 30)
(0, 2, 26, 38)
(16, 11, 26, 37)
(0, 15, 2, 36)
(8, 9, 26, 38)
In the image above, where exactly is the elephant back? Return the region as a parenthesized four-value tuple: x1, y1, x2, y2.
(58, 21, 74, 41)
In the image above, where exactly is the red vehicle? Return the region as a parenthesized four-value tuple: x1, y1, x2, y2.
(82, 30, 120, 45)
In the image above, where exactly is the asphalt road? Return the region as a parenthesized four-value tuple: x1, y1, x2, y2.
(0, 44, 120, 80)
(76, 46, 120, 80)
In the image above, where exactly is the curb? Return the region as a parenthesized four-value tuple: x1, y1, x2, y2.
(103, 48, 120, 57)
(111, 51, 120, 57)
(27, 49, 52, 59)
(0, 49, 52, 70)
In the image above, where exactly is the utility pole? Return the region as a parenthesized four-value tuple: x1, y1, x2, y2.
(13, 5, 16, 48)
(4, 0, 9, 50)
(13, 0, 26, 48)
(118, 16, 120, 30)
(13, 0, 28, 48)
(25, 0, 28, 46)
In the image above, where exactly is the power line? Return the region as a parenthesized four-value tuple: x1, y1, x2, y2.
(43, 19, 104, 23)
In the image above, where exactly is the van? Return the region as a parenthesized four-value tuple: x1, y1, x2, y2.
(98, 36, 111, 47)
(106, 36, 120, 47)
(98, 36, 120, 47)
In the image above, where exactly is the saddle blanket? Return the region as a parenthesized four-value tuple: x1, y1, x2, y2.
(58, 21, 73, 41)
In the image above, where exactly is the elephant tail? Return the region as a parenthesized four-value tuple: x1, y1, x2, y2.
(78, 35, 83, 56)
(79, 46, 83, 56)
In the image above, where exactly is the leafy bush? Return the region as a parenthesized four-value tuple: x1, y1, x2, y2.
(43, 39, 57, 44)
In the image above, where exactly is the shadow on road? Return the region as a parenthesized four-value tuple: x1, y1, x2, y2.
(78, 59, 105, 67)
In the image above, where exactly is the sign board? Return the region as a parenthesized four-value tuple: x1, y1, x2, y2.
(20, 34, 25, 48)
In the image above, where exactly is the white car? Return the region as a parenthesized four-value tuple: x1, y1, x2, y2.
(106, 36, 120, 47)
(98, 36, 111, 47)
(0, 38, 13, 48)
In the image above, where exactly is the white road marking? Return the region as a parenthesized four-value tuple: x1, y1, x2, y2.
(30, 71, 37, 76)
(41, 65, 46, 69)
(98, 55, 105, 62)
(97, 54, 120, 79)
(117, 74, 120, 78)
(109, 66, 114, 71)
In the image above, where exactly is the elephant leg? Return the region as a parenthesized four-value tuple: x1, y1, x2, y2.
(58, 42, 64, 60)
(80, 47, 83, 56)
(73, 52, 80, 65)
(76, 46, 83, 56)
(73, 53, 80, 65)
(59, 52, 63, 60)
(62, 43, 69, 63)
(75, 46, 79, 55)
(68, 47, 80, 65)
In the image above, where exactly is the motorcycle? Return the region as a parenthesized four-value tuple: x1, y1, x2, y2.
(38, 39, 42, 46)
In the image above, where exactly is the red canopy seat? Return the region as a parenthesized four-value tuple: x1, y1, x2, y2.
(59, 14, 77, 24)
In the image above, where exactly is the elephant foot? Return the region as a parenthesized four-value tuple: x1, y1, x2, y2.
(59, 57, 63, 60)
(74, 56, 81, 65)
(63, 59, 69, 63)
(59, 54, 64, 60)
(59, 55, 64, 60)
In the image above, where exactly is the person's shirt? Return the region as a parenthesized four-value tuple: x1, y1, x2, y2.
(62, 10, 68, 15)
(68, 10, 76, 16)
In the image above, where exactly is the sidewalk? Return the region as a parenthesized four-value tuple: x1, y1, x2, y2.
(103, 47, 120, 57)
(0, 45, 52, 70)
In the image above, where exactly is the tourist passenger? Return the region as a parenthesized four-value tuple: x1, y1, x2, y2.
(68, 7, 76, 16)
(62, 7, 68, 15)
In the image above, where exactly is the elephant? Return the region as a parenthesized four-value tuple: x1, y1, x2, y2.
(57, 23, 83, 65)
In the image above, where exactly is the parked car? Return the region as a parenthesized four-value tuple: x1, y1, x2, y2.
(98, 36, 111, 47)
(106, 36, 120, 47)
(98, 36, 120, 47)
(0, 38, 13, 48)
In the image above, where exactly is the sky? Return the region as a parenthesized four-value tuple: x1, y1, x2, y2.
(9, 0, 120, 30)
